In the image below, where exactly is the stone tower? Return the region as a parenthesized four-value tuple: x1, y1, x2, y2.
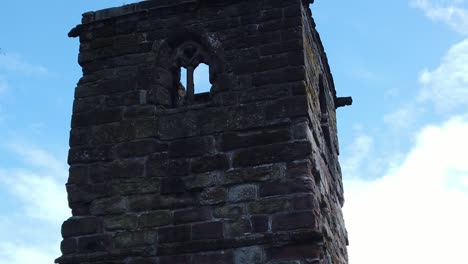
(57, 0, 351, 263)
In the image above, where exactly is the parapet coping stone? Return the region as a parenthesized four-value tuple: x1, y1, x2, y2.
(81, 0, 197, 24)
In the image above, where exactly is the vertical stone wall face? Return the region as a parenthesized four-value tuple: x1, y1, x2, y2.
(58, 0, 348, 263)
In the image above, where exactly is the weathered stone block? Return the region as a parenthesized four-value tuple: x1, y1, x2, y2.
(200, 187, 226, 205)
(116, 139, 168, 158)
(114, 230, 157, 248)
(60, 238, 77, 254)
(62, 217, 102, 238)
(192, 221, 224, 240)
(90, 196, 127, 215)
(213, 204, 245, 219)
(158, 225, 191, 243)
(271, 211, 317, 231)
(174, 207, 212, 224)
(220, 129, 291, 151)
(138, 211, 172, 228)
(191, 154, 229, 173)
(78, 234, 112, 253)
(228, 184, 257, 203)
(234, 246, 265, 264)
(104, 214, 138, 231)
(247, 197, 291, 214)
(193, 251, 234, 264)
(169, 136, 216, 158)
(224, 219, 252, 237)
(233, 141, 312, 167)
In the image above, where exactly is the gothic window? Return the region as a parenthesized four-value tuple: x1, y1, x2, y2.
(173, 41, 211, 106)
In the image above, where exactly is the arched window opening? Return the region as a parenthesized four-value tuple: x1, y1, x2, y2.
(194, 63, 211, 94)
(173, 41, 212, 106)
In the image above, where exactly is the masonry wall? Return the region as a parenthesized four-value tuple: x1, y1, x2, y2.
(58, 0, 348, 263)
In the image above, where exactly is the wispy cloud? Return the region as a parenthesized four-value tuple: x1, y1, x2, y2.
(349, 66, 383, 82)
(341, 134, 374, 179)
(383, 105, 424, 130)
(0, 53, 49, 76)
(0, 143, 69, 263)
(411, 0, 468, 34)
(0, 169, 69, 223)
(418, 37, 468, 112)
(344, 113, 468, 263)
(7, 142, 68, 178)
(0, 242, 57, 264)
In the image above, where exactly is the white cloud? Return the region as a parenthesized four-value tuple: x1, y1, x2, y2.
(411, 0, 468, 34)
(7, 142, 68, 178)
(0, 144, 69, 263)
(0, 242, 58, 264)
(0, 169, 69, 224)
(344, 113, 468, 264)
(418, 37, 468, 112)
(0, 53, 49, 76)
(383, 104, 426, 131)
(0, 143, 69, 223)
(341, 134, 374, 179)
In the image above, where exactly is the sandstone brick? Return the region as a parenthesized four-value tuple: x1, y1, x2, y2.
(224, 219, 252, 237)
(158, 225, 191, 243)
(90, 196, 127, 215)
(113, 177, 161, 195)
(160, 177, 185, 194)
(200, 187, 226, 205)
(259, 177, 315, 197)
(184, 172, 222, 190)
(138, 211, 172, 228)
(78, 234, 112, 253)
(223, 165, 283, 185)
(247, 197, 291, 214)
(228, 184, 257, 203)
(191, 154, 229, 173)
(146, 153, 190, 177)
(127, 257, 157, 264)
(213, 204, 245, 219)
(169, 136, 216, 158)
(62, 217, 102, 238)
(104, 214, 138, 231)
(234, 246, 265, 264)
(251, 215, 269, 233)
(68, 165, 89, 185)
(60, 238, 77, 254)
(114, 230, 157, 248)
(174, 207, 212, 224)
(89, 122, 135, 145)
(268, 244, 323, 261)
(220, 129, 291, 151)
(271, 211, 317, 231)
(68, 145, 114, 164)
(233, 141, 312, 167)
(192, 221, 223, 240)
(159, 255, 192, 264)
(88, 160, 145, 183)
(116, 139, 168, 158)
(193, 251, 234, 264)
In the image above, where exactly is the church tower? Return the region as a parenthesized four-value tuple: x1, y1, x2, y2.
(58, 0, 350, 263)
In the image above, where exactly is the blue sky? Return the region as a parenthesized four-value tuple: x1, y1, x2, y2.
(0, 0, 467, 263)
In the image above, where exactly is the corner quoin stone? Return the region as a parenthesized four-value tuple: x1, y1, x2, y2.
(58, 0, 350, 263)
